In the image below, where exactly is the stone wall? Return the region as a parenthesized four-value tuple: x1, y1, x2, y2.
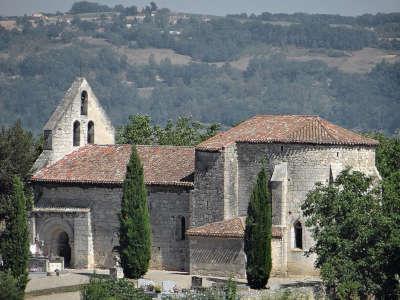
(148, 185, 191, 271)
(33, 183, 191, 270)
(189, 236, 246, 278)
(236, 142, 377, 276)
(189, 236, 285, 278)
(223, 145, 239, 219)
(191, 151, 225, 227)
(43, 79, 115, 167)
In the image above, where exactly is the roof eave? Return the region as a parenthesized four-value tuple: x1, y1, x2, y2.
(30, 178, 194, 188)
(236, 139, 379, 147)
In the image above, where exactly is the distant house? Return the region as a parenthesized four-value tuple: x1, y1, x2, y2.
(32, 12, 48, 20)
(169, 30, 181, 36)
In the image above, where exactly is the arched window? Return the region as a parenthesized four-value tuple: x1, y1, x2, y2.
(87, 121, 94, 144)
(73, 121, 80, 146)
(294, 221, 303, 249)
(81, 91, 88, 115)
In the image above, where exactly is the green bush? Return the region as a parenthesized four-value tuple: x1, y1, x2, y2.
(225, 277, 238, 300)
(162, 288, 226, 300)
(0, 271, 23, 300)
(81, 276, 150, 300)
(162, 278, 238, 300)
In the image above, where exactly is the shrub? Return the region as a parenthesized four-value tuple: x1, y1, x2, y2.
(225, 277, 238, 300)
(82, 276, 151, 300)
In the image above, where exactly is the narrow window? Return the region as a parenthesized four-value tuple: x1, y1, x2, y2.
(281, 145, 284, 152)
(87, 121, 94, 144)
(294, 221, 303, 249)
(81, 91, 88, 115)
(43, 130, 52, 150)
(176, 216, 186, 241)
(73, 121, 80, 146)
(180, 217, 186, 240)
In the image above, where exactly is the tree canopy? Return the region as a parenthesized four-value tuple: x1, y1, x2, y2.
(302, 169, 399, 298)
(0, 121, 41, 195)
(116, 114, 220, 146)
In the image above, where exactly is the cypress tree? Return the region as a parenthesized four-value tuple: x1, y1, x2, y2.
(244, 167, 272, 289)
(119, 145, 151, 279)
(0, 176, 30, 293)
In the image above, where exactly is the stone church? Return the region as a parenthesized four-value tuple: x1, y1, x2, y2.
(30, 77, 380, 277)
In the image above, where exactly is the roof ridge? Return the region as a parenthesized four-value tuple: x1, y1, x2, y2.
(283, 116, 338, 143)
(315, 117, 340, 142)
(44, 77, 85, 130)
(136, 144, 195, 149)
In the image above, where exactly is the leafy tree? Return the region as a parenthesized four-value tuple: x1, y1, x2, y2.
(70, 1, 112, 14)
(381, 171, 400, 297)
(302, 169, 398, 298)
(116, 115, 154, 145)
(154, 117, 220, 146)
(124, 5, 138, 16)
(119, 146, 151, 279)
(116, 114, 220, 146)
(0, 177, 30, 292)
(0, 121, 41, 195)
(244, 167, 272, 289)
(150, 2, 158, 12)
(366, 132, 400, 179)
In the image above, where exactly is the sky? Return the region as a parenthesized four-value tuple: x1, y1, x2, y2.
(0, 0, 399, 17)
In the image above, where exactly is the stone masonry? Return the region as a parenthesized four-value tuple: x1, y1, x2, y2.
(31, 79, 380, 278)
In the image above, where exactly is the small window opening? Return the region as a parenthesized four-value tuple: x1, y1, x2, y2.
(177, 216, 186, 241)
(73, 121, 80, 146)
(43, 130, 52, 150)
(87, 121, 94, 144)
(81, 91, 88, 115)
(294, 221, 303, 249)
(336, 152, 339, 157)
(281, 145, 284, 152)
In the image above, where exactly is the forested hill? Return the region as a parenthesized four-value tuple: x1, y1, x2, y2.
(0, 2, 399, 134)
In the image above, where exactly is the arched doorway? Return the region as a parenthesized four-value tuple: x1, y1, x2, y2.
(53, 231, 71, 267)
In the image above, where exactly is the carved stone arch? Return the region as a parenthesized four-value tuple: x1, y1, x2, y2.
(37, 217, 74, 265)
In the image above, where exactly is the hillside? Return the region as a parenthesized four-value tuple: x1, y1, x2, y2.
(0, 2, 399, 134)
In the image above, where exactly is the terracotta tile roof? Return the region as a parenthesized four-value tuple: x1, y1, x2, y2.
(197, 115, 378, 151)
(186, 217, 283, 238)
(31, 144, 194, 186)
